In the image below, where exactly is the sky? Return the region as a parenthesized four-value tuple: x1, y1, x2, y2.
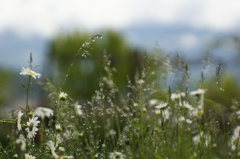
(1, 0, 240, 37)
(0, 0, 240, 70)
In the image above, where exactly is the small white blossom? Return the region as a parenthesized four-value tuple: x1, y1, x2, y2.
(178, 116, 186, 122)
(94, 153, 100, 158)
(75, 103, 83, 116)
(192, 131, 211, 147)
(24, 154, 36, 159)
(59, 92, 68, 100)
(20, 67, 41, 79)
(56, 134, 63, 146)
(34, 107, 54, 119)
(55, 124, 62, 131)
(109, 151, 125, 159)
(190, 89, 206, 109)
(63, 130, 72, 140)
(230, 126, 240, 150)
(46, 140, 58, 159)
(58, 155, 74, 159)
(157, 108, 171, 126)
(235, 110, 240, 119)
(190, 89, 206, 96)
(186, 119, 193, 124)
(155, 102, 168, 109)
(25, 116, 40, 139)
(191, 108, 204, 118)
(180, 102, 194, 110)
(109, 129, 117, 136)
(162, 108, 171, 120)
(17, 110, 23, 131)
(148, 99, 158, 106)
(13, 154, 18, 158)
(16, 134, 26, 151)
(58, 147, 65, 152)
(171, 92, 185, 100)
(155, 109, 161, 115)
(137, 79, 145, 84)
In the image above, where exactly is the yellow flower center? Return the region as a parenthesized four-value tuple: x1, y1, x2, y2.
(27, 71, 35, 76)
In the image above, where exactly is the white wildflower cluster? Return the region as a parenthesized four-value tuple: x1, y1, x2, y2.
(230, 126, 240, 151)
(46, 140, 73, 159)
(46, 141, 59, 159)
(16, 110, 41, 141)
(192, 131, 211, 147)
(150, 88, 206, 121)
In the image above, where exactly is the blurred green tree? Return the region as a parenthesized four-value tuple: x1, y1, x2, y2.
(46, 30, 146, 101)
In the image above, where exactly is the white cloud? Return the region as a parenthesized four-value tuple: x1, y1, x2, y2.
(0, 0, 239, 37)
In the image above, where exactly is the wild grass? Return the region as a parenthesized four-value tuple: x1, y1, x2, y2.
(0, 35, 240, 159)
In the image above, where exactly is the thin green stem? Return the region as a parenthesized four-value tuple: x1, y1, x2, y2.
(0, 119, 16, 124)
(36, 151, 49, 159)
(26, 75, 32, 115)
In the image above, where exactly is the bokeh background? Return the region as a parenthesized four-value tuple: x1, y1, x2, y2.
(1, 0, 240, 115)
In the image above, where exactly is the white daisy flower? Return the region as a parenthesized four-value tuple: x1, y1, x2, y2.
(20, 67, 41, 79)
(34, 107, 54, 119)
(59, 92, 68, 101)
(17, 110, 23, 131)
(16, 134, 26, 151)
(13, 154, 18, 158)
(25, 116, 40, 139)
(109, 151, 125, 159)
(46, 140, 58, 159)
(24, 154, 36, 159)
(55, 124, 62, 131)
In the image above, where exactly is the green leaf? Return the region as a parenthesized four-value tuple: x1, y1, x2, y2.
(21, 84, 28, 92)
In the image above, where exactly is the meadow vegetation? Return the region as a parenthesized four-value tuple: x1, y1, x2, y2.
(0, 34, 240, 159)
